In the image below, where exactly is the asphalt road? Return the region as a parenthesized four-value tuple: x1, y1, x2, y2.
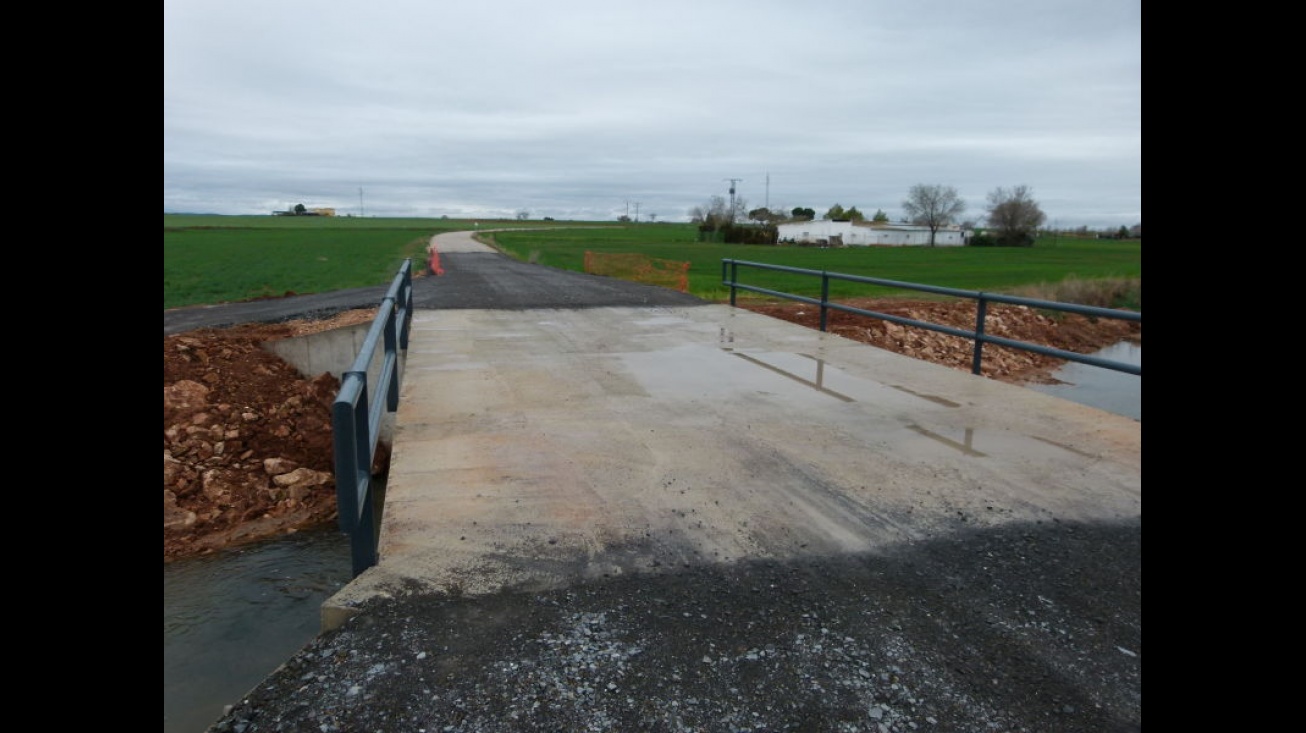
(179, 235, 1141, 732)
(163, 233, 706, 335)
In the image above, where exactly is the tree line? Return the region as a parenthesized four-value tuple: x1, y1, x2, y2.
(687, 184, 1137, 247)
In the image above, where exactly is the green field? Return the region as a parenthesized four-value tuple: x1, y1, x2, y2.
(163, 215, 551, 310)
(164, 214, 1141, 311)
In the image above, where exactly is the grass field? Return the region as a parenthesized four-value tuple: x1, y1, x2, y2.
(164, 214, 1141, 311)
(164, 215, 552, 310)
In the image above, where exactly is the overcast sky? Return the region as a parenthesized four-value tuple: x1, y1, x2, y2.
(163, 0, 1140, 230)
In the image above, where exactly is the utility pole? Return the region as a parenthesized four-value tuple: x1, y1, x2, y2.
(724, 178, 742, 222)
(634, 202, 641, 223)
(765, 173, 770, 210)
(359, 187, 365, 218)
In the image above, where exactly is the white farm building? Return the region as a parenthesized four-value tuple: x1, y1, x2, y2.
(775, 220, 970, 247)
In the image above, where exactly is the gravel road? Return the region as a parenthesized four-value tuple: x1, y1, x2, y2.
(210, 519, 1139, 732)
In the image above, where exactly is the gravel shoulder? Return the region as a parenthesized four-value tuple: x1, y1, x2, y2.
(211, 519, 1140, 732)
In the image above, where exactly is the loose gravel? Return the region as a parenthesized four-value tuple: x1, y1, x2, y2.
(210, 518, 1140, 732)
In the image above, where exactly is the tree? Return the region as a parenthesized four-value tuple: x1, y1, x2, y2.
(872, 209, 889, 223)
(729, 196, 748, 225)
(791, 207, 815, 221)
(692, 195, 733, 239)
(844, 206, 865, 222)
(823, 204, 846, 220)
(293, 203, 307, 215)
(516, 210, 530, 221)
(902, 184, 966, 246)
(704, 195, 730, 228)
(694, 195, 748, 231)
(984, 185, 1046, 247)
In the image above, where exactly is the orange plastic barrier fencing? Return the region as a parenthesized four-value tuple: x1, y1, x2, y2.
(427, 245, 445, 276)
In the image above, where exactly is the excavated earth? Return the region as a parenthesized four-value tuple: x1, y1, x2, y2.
(162, 298, 1139, 563)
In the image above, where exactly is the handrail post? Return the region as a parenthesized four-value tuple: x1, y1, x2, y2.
(382, 297, 401, 411)
(332, 370, 377, 576)
(729, 260, 738, 306)
(398, 262, 413, 350)
(819, 273, 830, 332)
(353, 481, 378, 575)
(971, 296, 989, 375)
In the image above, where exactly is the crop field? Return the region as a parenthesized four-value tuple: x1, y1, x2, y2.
(164, 214, 1141, 310)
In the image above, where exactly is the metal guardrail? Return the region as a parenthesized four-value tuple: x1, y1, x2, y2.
(332, 259, 414, 577)
(721, 258, 1141, 377)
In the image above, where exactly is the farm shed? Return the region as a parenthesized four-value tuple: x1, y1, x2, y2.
(776, 220, 969, 247)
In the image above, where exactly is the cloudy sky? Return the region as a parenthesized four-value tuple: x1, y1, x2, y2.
(163, 0, 1140, 230)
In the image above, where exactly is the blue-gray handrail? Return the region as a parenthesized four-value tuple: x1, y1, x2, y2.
(721, 258, 1141, 377)
(332, 259, 414, 577)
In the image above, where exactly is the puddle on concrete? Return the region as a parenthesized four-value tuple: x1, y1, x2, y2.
(618, 345, 934, 410)
(728, 352, 856, 403)
(906, 423, 986, 457)
(888, 384, 961, 408)
(631, 315, 690, 328)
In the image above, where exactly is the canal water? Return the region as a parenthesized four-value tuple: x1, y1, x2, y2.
(163, 524, 352, 733)
(162, 342, 1141, 733)
(1027, 341, 1141, 422)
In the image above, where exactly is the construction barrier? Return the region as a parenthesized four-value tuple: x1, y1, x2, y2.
(583, 251, 689, 293)
(427, 244, 445, 276)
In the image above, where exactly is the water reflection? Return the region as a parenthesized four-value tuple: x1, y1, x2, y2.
(727, 351, 856, 402)
(163, 525, 351, 733)
(1028, 341, 1141, 421)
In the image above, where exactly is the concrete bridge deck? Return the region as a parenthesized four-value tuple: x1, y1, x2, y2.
(323, 232, 1141, 620)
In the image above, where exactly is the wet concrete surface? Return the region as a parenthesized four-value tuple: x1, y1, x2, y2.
(191, 231, 1141, 732)
(328, 304, 1140, 615)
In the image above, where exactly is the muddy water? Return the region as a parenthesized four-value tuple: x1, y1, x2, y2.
(1028, 341, 1141, 421)
(163, 525, 351, 733)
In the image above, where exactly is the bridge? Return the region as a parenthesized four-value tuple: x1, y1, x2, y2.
(322, 231, 1141, 623)
(205, 229, 1142, 731)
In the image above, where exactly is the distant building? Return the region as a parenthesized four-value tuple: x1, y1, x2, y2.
(776, 220, 969, 247)
(272, 206, 337, 217)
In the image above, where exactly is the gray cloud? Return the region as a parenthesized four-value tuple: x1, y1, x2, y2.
(164, 0, 1141, 228)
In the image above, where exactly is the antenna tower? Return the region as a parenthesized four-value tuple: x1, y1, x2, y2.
(724, 178, 742, 221)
